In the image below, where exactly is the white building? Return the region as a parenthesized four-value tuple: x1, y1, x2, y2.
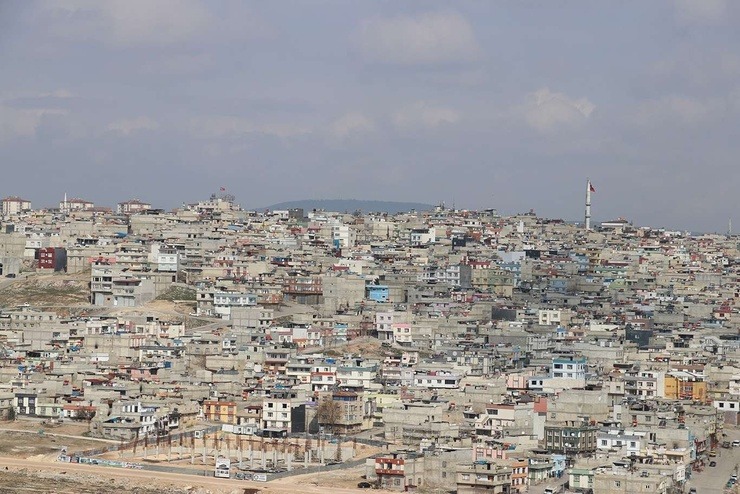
(1, 196, 31, 217)
(596, 429, 644, 454)
(60, 197, 94, 213)
(410, 227, 435, 246)
(151, 245, 179, 272)
(117, 199, 152, 215)
(538, 309, 563, 326)
(331, 223, 356, 249)
(413, 371, 461, 389)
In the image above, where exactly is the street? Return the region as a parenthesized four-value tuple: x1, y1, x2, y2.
(687, 428, 740, 494)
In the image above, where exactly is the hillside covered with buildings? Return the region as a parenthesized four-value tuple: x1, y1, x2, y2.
(1, 193, 739, 493)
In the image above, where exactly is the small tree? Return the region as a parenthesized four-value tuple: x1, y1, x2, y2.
(7, 406, 16, 422)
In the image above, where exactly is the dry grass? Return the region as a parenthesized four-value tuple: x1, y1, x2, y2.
(0, 272, 90, 308)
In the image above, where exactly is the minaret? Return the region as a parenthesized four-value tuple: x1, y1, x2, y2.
(585, 179, 592, 230)
(63, 192, 68, 214)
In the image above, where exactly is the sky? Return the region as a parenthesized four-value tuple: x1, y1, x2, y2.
(0, 1, 738, 232)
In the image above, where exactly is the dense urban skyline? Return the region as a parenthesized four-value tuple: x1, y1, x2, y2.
(1, 1, 739, 232)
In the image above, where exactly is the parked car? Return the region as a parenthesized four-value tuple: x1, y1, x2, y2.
(733, 440, 740, 447)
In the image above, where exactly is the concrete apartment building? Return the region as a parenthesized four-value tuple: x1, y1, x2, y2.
(1, 196, 31, 217)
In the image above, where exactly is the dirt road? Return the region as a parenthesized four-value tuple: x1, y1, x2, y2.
(0, 456, 387, 494)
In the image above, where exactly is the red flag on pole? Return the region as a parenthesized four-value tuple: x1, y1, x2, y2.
(589, 182, 596, 193)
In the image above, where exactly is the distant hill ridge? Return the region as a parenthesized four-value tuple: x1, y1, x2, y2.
(257, 199, 435, 214)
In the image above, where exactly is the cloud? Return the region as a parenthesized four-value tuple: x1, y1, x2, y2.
(328, 113, 375, 139)
(38, 0, 212, 47)
(522, 88, 595, 132)
(392, 102, 461, 130)
(189, 116, 311, 139)
(0, 104, 68, 142)
(106, 116, 160, 135)
(356, 11, 479, 65)
(674, 0, 727, 24)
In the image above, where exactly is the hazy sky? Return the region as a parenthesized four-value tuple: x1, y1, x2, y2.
(1, 1, 738, 231)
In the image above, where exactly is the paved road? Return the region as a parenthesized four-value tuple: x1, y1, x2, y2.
(687, 429, 740, 494)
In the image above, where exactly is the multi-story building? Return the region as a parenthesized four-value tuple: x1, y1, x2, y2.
(91, 265, 156, 307)
(456, 461, 512, 494)
(203, 400, 237, 424)
(373, 451, 425, 491)
(665, 371, 707, 403)
(37, 247, 67, 271)
(1, 196, 31, 217)
(413, 370, 461, 389)
(59, 197, 94, 213)
(551, 356, 587, 379)
(624, 368, 666, 399)
(196, 286, 258, 318)
(318, 390, 363, 434)
(543, 423, 598, 455)
(261, 388, 305, 433)
(117, 199, 152, 214)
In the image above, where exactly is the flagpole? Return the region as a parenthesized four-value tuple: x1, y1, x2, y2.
(585, 179, 592, 231)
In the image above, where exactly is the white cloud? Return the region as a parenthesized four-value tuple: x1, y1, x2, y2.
(0, 105, 68, 142)
(356, 12, 479, 65)
(523, 88, 595, 132)
(190, 116, 311, 139)
(674, 0, 727, 24)
(106, 116, 160, 135)
(39, 0, 212, 47)
(392, 102, 461, 130)
(328, 113, 375, 139)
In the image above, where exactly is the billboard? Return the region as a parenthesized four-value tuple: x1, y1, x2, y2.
(215, 456, 231, 478)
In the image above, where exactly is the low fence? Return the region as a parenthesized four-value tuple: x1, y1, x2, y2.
(57, 454, 143, 470)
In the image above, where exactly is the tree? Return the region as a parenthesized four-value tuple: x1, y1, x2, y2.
(317, 397, 341, 433)
(7, 406, 15, 422)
